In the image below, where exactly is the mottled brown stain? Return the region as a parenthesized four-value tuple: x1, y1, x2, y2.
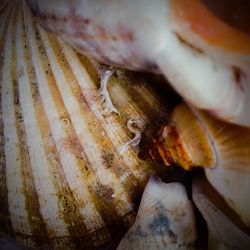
(32, 25, 67, 119)
(32, 89, 86, 249)
(31, 23, 105, 248)
(0, 41, 14, 237)
(96, 182, 114, 202)
(88, 182, 135, 247)
(59, 133, 84, 157)
(101, 152, 115, 168)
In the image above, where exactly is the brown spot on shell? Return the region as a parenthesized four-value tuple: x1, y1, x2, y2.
(232, 66, 245, 91)
(101, 152, 115, 168)
(96, 183, 114, 202)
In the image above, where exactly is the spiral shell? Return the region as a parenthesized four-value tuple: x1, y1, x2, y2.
(152, 102, 250, 227)
(0, 1, 177, 249)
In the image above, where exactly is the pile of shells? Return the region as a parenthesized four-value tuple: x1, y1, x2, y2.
(0, 1, 179, 248)
(1, 1, 250, 250)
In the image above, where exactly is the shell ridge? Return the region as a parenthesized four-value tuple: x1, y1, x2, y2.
(23, 4, 112, 246)
(2, 2, 38, 241)
(187, 105, 218, 169)
(15, 7, 54, 247)
(0, 2, 16, 238)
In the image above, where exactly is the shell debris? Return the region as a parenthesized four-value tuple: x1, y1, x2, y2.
(99, 67, 120, 115)
(119, 117, 145, 155)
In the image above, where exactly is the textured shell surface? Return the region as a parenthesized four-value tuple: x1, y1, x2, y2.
(118, 177, 197, 250)
(153, 102, 250, 227)
(0, 1, 178, 249)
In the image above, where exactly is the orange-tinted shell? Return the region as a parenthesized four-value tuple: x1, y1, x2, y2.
(152, 102, 250, 226)
(170, 0, 250, 54)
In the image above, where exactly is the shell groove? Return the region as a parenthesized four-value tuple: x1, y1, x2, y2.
(0, 1, 177, 249)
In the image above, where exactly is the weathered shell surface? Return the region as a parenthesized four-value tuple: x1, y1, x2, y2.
(0, 1, 177, 249)
(118, 177, 197, 250)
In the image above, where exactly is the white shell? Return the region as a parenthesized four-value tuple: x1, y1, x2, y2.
(118, 177, 197, 250)
(193, 175, 250, 250)
(26, 0, 250, 126)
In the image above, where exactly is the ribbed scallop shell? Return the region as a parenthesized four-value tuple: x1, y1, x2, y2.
(0, 1, 177, 249)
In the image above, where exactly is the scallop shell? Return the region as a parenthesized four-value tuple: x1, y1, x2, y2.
(152, 102, 250, 227)
(193, 175, 250, 250)
(0, 1, 177, 249)
(117, 177, 197, 250)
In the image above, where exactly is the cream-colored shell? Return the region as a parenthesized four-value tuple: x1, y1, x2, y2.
(118, 178, 197, 250)
(193, 175, 250, 250)
(0, 1, 176, 249)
